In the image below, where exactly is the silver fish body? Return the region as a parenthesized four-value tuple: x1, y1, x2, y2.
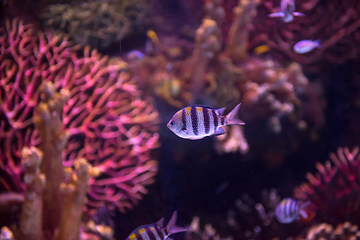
(275, 198, 310, 224)
(268, 0, 305, 23)
(167, 103, 245, 140)
(126, 211, 186, 240)
(293, 40, 321, 54)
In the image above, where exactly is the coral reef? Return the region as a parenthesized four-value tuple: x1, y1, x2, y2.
(14, 81, 95, 239)
(186, 216, 232, 240)
(214, 125, 249, 154)
(249, 0, 360, 70)
(226, 189, 289, 240)
(293, 147, 360, 226)
(304, 222, 360, 240)
(0, 17, 160, 218)
(39, 0, 148, 50)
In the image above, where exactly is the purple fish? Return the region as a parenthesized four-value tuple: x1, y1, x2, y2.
(293, 40, 321, 54)
(268, 0, 305, 23)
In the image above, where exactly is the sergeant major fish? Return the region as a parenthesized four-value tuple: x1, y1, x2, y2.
(275, 198, 310, 224)
(167, 103, 245, 140)
(268, 0, 305, 23)
(126, 211, 186, 240)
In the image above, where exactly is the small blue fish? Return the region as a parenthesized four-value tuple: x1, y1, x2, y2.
(126, 211, 186, 240)
(167, 103, 245, 140)
(268, 0, 305, 23)
(293, 40, 321, 54)
(127, 50, 145, 61)
(275, 198, 310, 224)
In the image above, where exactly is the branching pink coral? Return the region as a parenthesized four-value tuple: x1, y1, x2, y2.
(0, 18, 160, 215)
(294, 147, 360, 226)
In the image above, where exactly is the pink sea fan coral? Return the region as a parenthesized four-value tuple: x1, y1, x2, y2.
(293, 147, 360, 226)
(0, 18, 160, 215)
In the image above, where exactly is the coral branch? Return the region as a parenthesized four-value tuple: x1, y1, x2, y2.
(293, 147, 360, 226)
(190, 19, 221, 100)
(19, 146, 45, 240)
(33, 81, 69, 236)
(57, 158, 94, 240)
(0, 226, 14, 240)
(225, 0, 260, 61)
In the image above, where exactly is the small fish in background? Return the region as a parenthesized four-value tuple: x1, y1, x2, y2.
(215, 181, 230, 194)
(293, 40, 321, 54)
(126, 211, 187, 240)
(275, 198, 310, 224)
(268, 0, 305, 23)
(253, 45, 270, 55)
(127, 50, 145, 61)
(167, 103, 245, 140)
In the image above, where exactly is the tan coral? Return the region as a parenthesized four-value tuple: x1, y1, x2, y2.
(19, 147, 45, 240)
(57, 158, 95, 240)
(226, 0, 261, 62)
(33, 82, 69, 237)
(305, 222, 360, 240)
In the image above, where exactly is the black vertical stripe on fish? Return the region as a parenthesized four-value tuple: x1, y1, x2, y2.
(135, 230, 143, 240)
(203, 107, 210, 134)
(212, 109, 218, 129)
(181, 108, 186, 129)
(285, 201, 290, 218)
(191, 106, 198, 135)
(155, 226, 164, 239)
(221, 116, 225, 125)
(292, 201, 297, 215)
(146, 228, 157, 240)
(164, 228, 169, 236)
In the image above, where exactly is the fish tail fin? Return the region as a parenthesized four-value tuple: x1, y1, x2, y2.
(298, 201, 310, 219)
(166, 211, 187, 236)
(225, 103, 245, 125)
(314, 39, 322, 48)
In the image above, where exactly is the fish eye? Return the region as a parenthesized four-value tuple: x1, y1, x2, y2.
(170, 121, 175, 126)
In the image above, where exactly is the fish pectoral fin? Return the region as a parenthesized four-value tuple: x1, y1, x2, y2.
(212, 127, 225, 136)
(180, 126, 188, 133)
(293, 12, 305, 17)
(268, 12, 285, 18)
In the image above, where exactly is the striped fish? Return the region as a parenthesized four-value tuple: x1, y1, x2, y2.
(126, 211, 186, 240)
(275, 198, 310, 224)
(167, 103, 245, 140)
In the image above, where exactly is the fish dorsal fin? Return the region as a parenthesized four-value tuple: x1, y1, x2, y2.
(215, 107, 226, 116)
(156, 217, 164, 228)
